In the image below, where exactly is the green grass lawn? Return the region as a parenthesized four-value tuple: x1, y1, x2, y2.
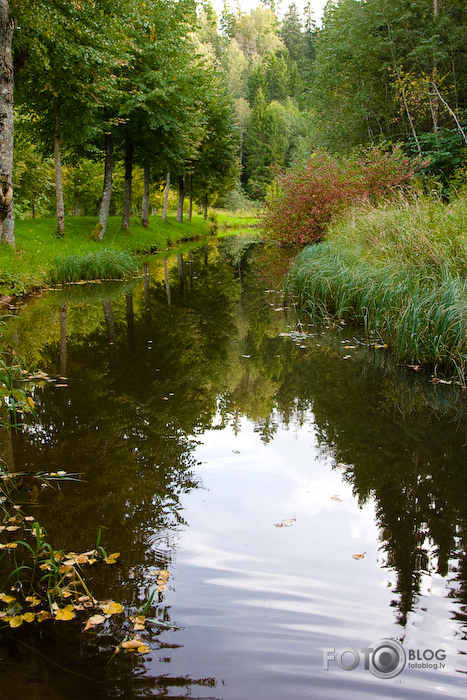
(0, 213, 210, 296)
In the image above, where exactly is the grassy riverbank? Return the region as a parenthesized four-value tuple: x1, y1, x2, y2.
(0, 214, 211, 296)
(287, 192, 467, 382)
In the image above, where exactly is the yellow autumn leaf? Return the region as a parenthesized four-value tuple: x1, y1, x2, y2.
(101, 602, 124, 616)
(6, 543, 17, 549)
(121, 637, 144, 650)
(37, 611, 53, 623)
(105, 552, 120, 564)
(55, 605, 75, 621)
(26, 596, 41, 607)
(0, 594, 16, 603)
(352, 553, 365, 560)
(6, 525, 20, 531)
(9, 616, 23, 628)
(23, 612, 36, 623)
(75, 554, 89, 565)
(83, 614, 106, 631)
(137, 644, 150, 654)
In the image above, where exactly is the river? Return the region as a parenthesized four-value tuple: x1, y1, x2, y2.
(0, 238, 466, 699)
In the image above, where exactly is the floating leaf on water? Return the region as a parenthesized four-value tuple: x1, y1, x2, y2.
(331, 496, 341, 502)
(24, 516, 35, 522)
(0, 594, 16, 604)
(232, 450, 240, 454)
(241, 354, 250, 358)
(105, 552, 120, 564)
(121, 637, 145, 651)
(342, 355, 351, 360)
(407, 364, 421, 371)
(344, 345, 357, 349)
(337, 463, 348, 471)
(37, 611, 53, 623)
(55, 605, 75, 621)
(137, 644, 150, 654)
(25, 596, 41, 608)
(23, 612, 35, 623)
(352, 553, 365, 560)
(101, 601, 124, 616)
(273, 518, 296, 527)
(9, 616, 23, 628)
(157, 584, 167, 592)
(83, 614, 106, 631)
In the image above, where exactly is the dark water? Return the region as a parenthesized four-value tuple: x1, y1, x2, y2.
(1, 239, 467, 699)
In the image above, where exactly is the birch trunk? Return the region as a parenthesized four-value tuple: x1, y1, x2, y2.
(141, 160, 150, 228)
(162, 171, 170, 222)
(121, 140, 133, 233)
(95, 132, 114, 241)
(54, 96, 65, 236)
(0, 0, 14, 246)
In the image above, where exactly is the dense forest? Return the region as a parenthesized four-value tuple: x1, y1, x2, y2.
(1, 0, 467, 246)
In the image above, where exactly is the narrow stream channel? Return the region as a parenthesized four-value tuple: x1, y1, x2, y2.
(1, 238, 467, 699)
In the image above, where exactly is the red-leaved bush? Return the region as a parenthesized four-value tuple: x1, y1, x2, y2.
(262, 146, 420, 246)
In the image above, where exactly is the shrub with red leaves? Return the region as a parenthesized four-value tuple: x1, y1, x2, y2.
(262, 146, 420, 246)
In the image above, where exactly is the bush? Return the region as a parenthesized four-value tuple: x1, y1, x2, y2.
(262, 146, 420, 246)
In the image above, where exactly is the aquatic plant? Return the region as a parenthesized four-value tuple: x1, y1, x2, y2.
(287, 193, 467, 382)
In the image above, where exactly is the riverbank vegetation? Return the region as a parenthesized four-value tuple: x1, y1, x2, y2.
(0, 215, 210, 296)
(287, 192, 467, 382)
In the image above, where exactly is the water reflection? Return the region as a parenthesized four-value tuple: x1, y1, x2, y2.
(1, 240, 467, 697)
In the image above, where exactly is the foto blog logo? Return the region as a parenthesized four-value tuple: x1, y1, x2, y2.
(323, 639, 446, 679)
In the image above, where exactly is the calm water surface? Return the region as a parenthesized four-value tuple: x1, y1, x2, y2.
(1, 239, 467, 699)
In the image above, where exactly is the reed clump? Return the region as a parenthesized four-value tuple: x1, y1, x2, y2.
(287, 192, 467, 382)
(52, 249, 138, 283)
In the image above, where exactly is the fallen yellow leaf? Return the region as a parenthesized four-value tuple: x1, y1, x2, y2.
(105, 552, 120, 564)
(121, 637, 144, 650)
(9, 616, 23, 628)
(55, 605, 75, 621)
(37, 611, 53, 623)
(352, 553, 365, 560)
(23, 612, 36, 623)
(102, 602, 124, 616)
(0, 594, 16, 604)
(83, 614, 106, 631)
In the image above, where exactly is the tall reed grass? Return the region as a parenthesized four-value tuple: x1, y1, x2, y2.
(52, 249, 138, 283)
(287, 193, 467, 382)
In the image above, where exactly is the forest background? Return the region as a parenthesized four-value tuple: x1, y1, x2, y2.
(4, 0, 467, 250)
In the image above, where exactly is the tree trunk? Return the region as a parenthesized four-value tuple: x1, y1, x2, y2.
(141, 160, 150, 228)
(126, 294, 135, 352)
(0, 0, 14, 246)
(95, 132, 114, 241)
(203, 193, 208, 220)
(162, 171, 170, 222)
(177, 175, 186, 222)
(143, 262, 151, 330)
(163, 258, 171, 307)
(121, 139, 133, 233)
(103, 300, 117, 373)
(54, 96, 65, 236)
(2, 206, 14, 246)
(59, 303, 67, 379)
(188, 176, 193, 221)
